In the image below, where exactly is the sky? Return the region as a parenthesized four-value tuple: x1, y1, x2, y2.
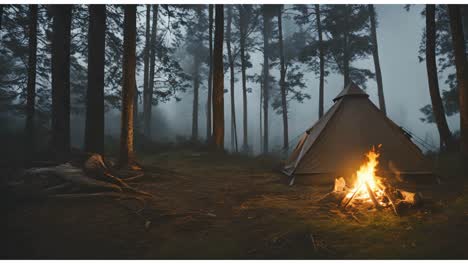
(96, 4, 460, 155)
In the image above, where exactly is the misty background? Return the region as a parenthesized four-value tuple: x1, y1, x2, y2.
(50, 5, 459, 154)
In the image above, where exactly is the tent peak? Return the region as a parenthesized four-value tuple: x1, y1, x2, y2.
(333, 82, 369, 102)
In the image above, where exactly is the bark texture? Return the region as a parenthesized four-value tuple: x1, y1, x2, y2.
(85, 5, 106, 154)
(206, 4, 213, 142)
(262, 6, 271, 154)
(239, 5, 249, 152)
(25, 4, 38, 152)
(278, 5, 288, 150)
(315, 4, 325, 118)
(369, 4, 387, 115)
(448, 5, 468, 155)
(226, 6, 238, 152)
(425, 4, 453, 149)
(119, 5, 137, 167)
(212, 5, 224, 150)
(192, 54, 200, 140)
(51, 5, 72, 160)
(144, 4, 159, 138)
(142, 5, 151, 136)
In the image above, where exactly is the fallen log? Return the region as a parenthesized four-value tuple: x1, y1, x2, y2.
(26, 164, 123, 193)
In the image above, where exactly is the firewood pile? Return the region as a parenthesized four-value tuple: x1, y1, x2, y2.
(7, 153, 152, 201)
(326, 177, 423, 216)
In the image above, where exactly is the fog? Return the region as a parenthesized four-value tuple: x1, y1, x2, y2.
(70, 4, 460, 155)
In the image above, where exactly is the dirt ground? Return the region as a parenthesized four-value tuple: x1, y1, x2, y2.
(2, 149, 468, 259)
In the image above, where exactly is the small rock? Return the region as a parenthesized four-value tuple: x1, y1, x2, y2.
(145, 220, 151, 230)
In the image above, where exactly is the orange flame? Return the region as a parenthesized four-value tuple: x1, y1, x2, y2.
(345, 146, 384, 203)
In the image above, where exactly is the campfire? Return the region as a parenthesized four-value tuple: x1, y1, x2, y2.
(331, 145, 423, 216)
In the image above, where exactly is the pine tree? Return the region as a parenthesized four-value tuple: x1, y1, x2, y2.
(322, 5, 374, 87)
(119, 5, 137, 167)
(277, 5, 288, 150)
(206, 4, 213, 142)
(226, 5, 238, 152)
(25, 4, 38, 154)
(368, 4, 387, 115)
(85, 5, 106, 154)
(448, 5, 468, 155)
(142, 5, 151, 137)
(425, 4, 453, 149)
(51, 5, 72, 160)
(212, 4, 224, 150)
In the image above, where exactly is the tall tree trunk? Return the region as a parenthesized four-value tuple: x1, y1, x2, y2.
(315, 4, 325, 118)
(192, 55, 200, 141)
(448, 5, 468, 155)
(278, 5, 288, 151)
(85, 5, 106, 155)
(142, 5, 151, 137)
(134, 79, 138, 132)
(368, 4, 387, 115)
(119, 5, 137, 167)
(25, 4, 38, 154)
(259, 76, 263, 152)
(239, 5, 248, 152)
(342, 5, 350, 87)
(425, 4, 453, 149)
(51, 5, 72, 160)
(343, 36, 350, 87)
(206, 4, 213, 142)
(226, 6, 238, 152)
(212, 4, 224, 150)
(144, 4, 158, 138)
(262, 6, 270, 154)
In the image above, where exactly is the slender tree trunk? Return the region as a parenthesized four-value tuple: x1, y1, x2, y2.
(315, 4, 325, 118)
(448, 5, 468, 155)
(206, 4, 213, 142)
(212, 4, 224, 150)
(51, 5, 72, 160)
(239, 5, 248, 152)
(142, 5, 151, 137)
(277, 5, 288, 151)
(144, 4, 158, 138)
(342, 6, 350, 87)
(262, 6, 270, 154)
(425, 4, 453, 149)
(119, 5, 137, 167)
(259, 77, 263, 153)
(343, 35, 350, 87)
(25, 4, 38, 154)
(134, 79, 138, 132)
(85, 5, 106, 154)
(368, 4, 387, 115)
(192, 55, 200, 141)
(226, 6, 238, 152)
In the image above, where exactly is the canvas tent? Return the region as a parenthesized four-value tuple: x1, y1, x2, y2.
(283, 83, 432, 182)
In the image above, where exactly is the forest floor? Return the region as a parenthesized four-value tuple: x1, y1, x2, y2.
(2, 148, 468, 259)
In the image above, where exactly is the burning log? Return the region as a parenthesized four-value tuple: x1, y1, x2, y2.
(365, 182, 382, 209)
(330, 146, 425, 216)
(378, 182, 399, 216)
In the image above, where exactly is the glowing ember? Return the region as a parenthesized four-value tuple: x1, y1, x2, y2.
(345, 145, 385, 205)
